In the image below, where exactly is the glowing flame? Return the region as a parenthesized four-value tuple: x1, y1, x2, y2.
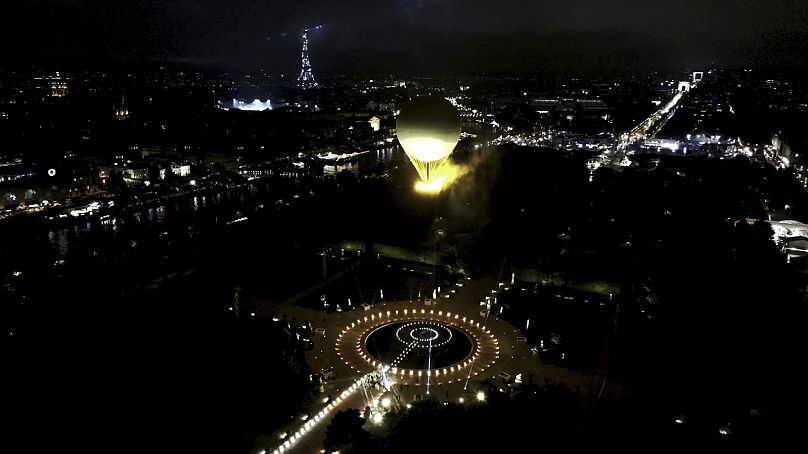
(401, 138, 454, 162)
(415, 176, 445, 194)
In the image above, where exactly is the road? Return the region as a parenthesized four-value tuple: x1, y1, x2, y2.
(612, 87, 690, 168)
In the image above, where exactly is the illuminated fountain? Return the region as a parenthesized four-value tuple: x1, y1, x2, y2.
(335, 310, 501, 389)
(396, 95, 461, 193)
(364, 320, 473, 371)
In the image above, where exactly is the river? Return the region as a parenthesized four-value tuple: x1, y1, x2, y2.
(1, 147, 413, 340)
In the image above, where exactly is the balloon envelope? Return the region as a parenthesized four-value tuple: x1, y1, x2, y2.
(396, 96, 461, 182)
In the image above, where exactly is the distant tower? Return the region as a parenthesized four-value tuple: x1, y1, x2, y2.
(115, 95, 130, 121)
(297, 28, 318, 89)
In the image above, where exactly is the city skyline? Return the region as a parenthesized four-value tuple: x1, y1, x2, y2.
(4, 4, 808, 453)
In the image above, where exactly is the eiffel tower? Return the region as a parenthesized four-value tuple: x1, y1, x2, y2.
(297, 28, 318, 89)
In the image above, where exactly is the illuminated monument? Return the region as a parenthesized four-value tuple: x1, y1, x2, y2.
(396, 95, 461, 193)
(297, 27, 319, 89)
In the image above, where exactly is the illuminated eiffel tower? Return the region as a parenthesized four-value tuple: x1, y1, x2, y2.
(297, 27, 318, 89)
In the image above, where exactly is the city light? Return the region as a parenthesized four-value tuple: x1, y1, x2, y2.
(5, 56, 801, 454)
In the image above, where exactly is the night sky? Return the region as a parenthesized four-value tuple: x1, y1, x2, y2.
(3, 0, 807, 73)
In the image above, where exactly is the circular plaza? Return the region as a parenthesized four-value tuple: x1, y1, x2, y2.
(335, 307, 500, 385)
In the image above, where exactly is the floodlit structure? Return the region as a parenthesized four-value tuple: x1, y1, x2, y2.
(369, 115, 381, 132)
(396, 95, 461, 190)
(230, 99, 273, 111)
(297, 27, 319, 89)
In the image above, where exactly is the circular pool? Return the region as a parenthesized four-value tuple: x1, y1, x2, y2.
(364, 320, 474, 370)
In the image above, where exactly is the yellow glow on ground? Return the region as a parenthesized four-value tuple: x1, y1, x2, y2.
(415, 176, 445, 194)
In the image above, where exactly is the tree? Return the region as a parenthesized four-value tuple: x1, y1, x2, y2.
(323, 408, 369, 453)
(106, 170, 127, 193)
(336, 169, 359, 191)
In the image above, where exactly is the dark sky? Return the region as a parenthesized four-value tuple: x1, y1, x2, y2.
(2, 0, 807, 74)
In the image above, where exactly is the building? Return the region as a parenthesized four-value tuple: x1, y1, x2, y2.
(369, 116, 381, 132)
(32, 72, 69, 100)
(783, 237, 808, 263)
(99, 164, 149, 186)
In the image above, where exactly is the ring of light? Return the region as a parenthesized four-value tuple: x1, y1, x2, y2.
(372, 320, 472, 368)
(333, 307, 501, 385)
(411, 328, 439, 341)
(395, 321, 453, 349)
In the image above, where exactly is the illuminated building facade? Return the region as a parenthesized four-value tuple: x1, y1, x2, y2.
(229, 99, 273, 111)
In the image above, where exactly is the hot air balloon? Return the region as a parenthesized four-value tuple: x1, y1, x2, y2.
(396, 96, 461, 191)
